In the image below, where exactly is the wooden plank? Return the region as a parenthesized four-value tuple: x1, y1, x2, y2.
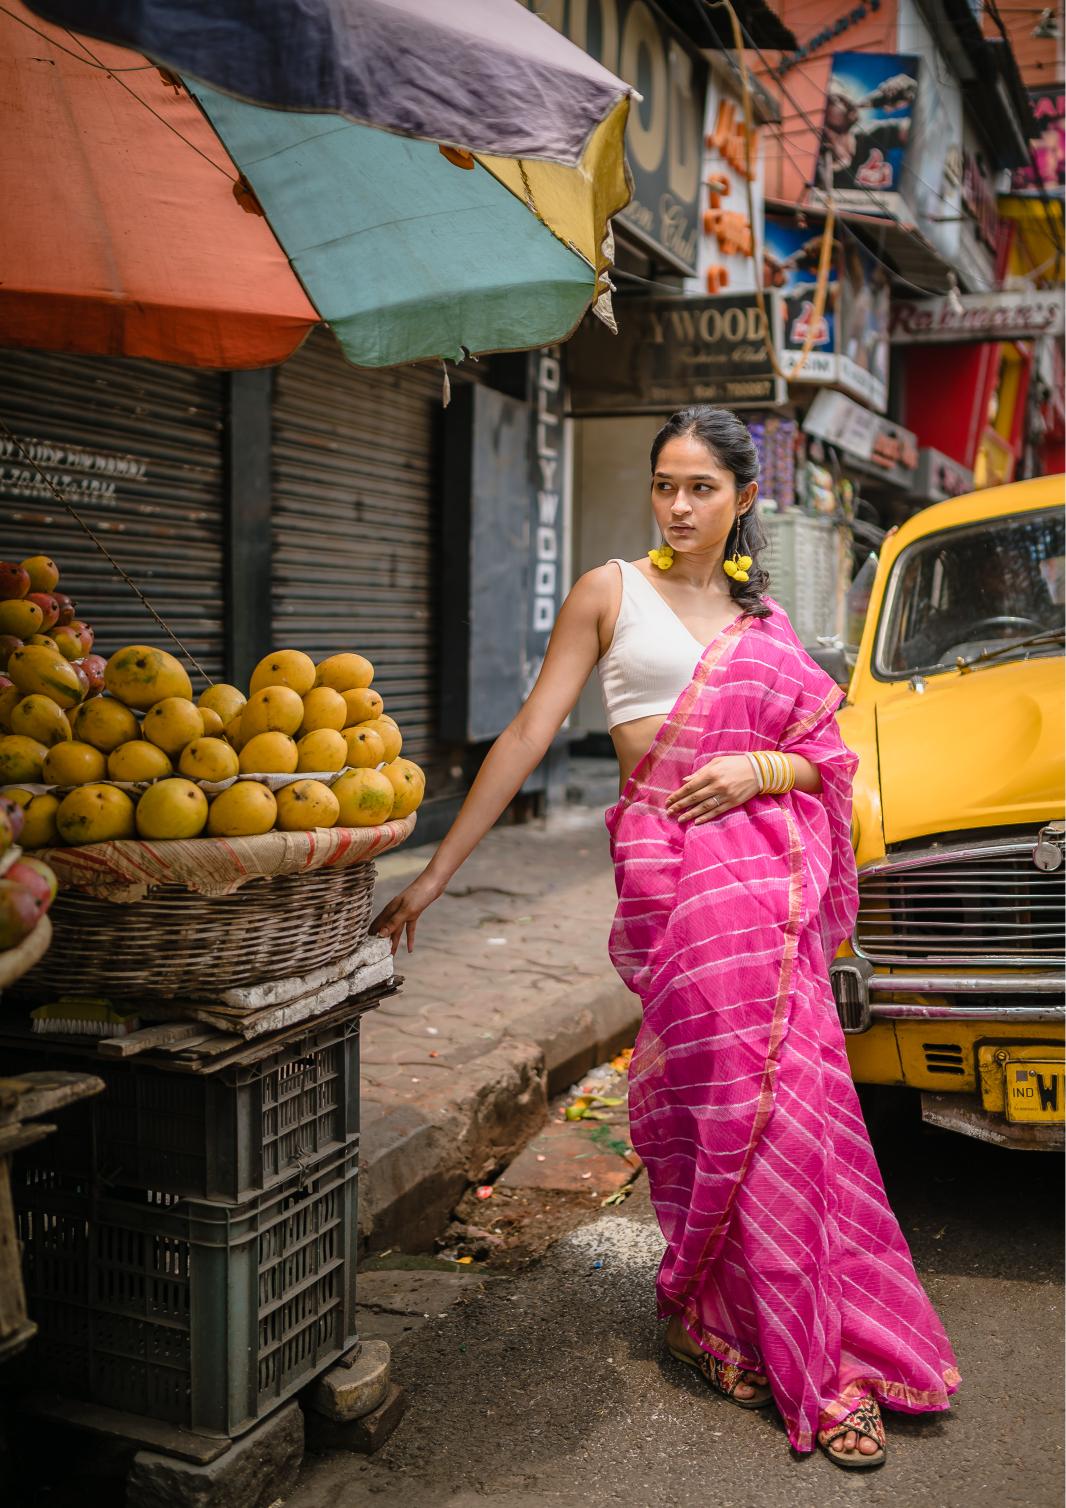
(153, 1032, 217, 1055)
(97, 1022, 204, 1058)
(0, 1071, 104, 1122)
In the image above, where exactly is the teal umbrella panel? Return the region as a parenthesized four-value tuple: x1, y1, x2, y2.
(191, 82, 600, 369)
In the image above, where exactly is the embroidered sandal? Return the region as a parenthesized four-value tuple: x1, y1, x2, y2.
(817, 1397, 887, 1470)
(666, 1344, 773, 1409)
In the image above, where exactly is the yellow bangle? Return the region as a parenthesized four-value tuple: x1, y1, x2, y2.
(749, 750, 795, 795)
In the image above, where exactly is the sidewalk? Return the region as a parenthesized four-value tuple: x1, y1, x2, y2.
(359, 765, 639, 1252)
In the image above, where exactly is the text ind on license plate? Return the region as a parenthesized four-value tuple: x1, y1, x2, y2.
(1005, 1061, 1065, 1123)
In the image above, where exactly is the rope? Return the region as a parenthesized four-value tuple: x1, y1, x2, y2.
(0, 416, 214, 684)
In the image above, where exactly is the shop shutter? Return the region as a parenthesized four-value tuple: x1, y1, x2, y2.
(0, 349, 226, 681)
(271, 330, 456, 796)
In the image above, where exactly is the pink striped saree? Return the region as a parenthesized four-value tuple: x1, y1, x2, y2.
(606, 604, 959, 1452)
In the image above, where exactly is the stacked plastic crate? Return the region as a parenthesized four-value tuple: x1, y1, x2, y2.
(6, 1005, 368, 1439)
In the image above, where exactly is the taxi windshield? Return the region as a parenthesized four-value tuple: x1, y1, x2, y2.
(876, 508, 1065, 677)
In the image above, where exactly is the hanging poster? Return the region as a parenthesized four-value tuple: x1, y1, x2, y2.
(763, 215, 889, 412)
(1010, 88, 1065, 196)
(816, 52, 920, 216)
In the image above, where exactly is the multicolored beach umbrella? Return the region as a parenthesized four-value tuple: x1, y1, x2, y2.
(12, 0, 634, 369)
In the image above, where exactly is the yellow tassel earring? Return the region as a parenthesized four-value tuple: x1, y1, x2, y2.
(648, 540, 674, 571)
(722, 520, 752, 584)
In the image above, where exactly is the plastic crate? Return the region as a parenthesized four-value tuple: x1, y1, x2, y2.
(3, 1013, 361, 1203)
(13, 1141, 359, 1438)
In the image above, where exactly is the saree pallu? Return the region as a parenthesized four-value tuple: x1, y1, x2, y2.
(606, 605, 959, 1453)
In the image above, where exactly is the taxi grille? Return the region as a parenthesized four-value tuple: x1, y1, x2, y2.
(855, 839, 1066, 967)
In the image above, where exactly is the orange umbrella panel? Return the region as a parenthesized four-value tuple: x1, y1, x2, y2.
(0, 3, 318, 368)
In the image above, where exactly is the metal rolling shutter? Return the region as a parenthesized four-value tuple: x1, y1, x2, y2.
(272, 331, 456, 796)
(0, 349, 226, 681)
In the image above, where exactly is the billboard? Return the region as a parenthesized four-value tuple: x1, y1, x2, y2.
(816, 52, 920, 216)
(1010, 88, 1065, 196)
(764, 215, 889, 412)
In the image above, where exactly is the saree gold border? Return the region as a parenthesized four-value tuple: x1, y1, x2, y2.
(781, 683, 844, 744)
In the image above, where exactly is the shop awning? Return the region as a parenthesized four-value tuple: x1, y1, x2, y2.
(0, 4, 319, 369)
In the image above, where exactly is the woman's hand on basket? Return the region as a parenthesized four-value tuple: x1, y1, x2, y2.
(665, 755, 759, 826)
(371, 871, 444, 955)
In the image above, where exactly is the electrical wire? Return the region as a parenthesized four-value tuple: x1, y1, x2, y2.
(0, 417, 215, 683)
(0, 4, 152, 68)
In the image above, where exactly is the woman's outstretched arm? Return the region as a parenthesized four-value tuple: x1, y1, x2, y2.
(371, 569, 609, 953)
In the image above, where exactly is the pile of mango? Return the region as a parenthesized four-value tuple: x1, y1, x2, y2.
(0, 555, 425, 846)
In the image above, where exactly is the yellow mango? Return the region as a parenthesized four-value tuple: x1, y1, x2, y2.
(107, 741, 173, 782)
(179, 737, 240, 782)
(296, 728, 347, 774)
(341, 726, 385, 769)
(314, 653, 374, 693)
(7, 645, 84, 709)
(358, 717, 401, 763)
(43, 741, 107, 787)
(70, 697, 139, 753)
(198, 683, 246, 724)
(275, 779, 340, 831)
(340, 688, 383, 726)
(0, 734, 48, 783)
(104, 645, 192, 709)
(142, 697, 204, 758)
(300, 687, 347, 734)
(199, 706, 224, 737)
(333, 768, 395, 827)
(20, 791, 60, 848)
(249, 649, 316, 697)
(207, 781, 277, 837)
(135, 777, 209, 839)
(11, 694, 71, 747)
(239, 732, 298, 775)
(0, 599, 43, 639)
(241, 686, 304, 739)
(56, 783, 136, 844)
(382, 758, 425, 820)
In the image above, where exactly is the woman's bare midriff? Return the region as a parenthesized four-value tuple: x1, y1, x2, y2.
(611, 712, 669, 790)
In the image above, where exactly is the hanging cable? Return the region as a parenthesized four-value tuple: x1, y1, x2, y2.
(0, 4, 153, 68)
(0, 417, 214, 684)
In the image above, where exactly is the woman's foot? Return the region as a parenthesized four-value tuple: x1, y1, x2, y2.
(818, 1397, 887, 1469)
(664, 1317, 770, 1406)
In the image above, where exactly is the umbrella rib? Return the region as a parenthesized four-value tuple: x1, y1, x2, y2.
(0, 4, 153, 69)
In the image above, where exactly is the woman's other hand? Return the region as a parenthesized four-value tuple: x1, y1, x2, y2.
(371, 871, 444, 955)
(665, 755, 759, 825)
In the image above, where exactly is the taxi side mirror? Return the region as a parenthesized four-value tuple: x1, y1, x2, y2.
(807, 643, 851, 688)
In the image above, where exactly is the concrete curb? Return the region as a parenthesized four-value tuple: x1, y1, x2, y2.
(359, 971, 641, 1252)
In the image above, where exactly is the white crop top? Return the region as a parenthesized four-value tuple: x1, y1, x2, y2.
(597, 559, 704, 731)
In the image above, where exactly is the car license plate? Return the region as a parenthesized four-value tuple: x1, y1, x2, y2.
(1005, 1061, 1065, 1123)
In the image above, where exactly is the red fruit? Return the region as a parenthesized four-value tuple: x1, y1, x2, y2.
(0, 796, 25, 843)
(0, 637, 22, 671)
(78, 654, 107, 694)
(27, 592, 60, 631)
(6, 858, 57, 912)
(0, 563, 30, 600)
(69, 662, 91, 698)
(0, 879, 41, 947)
(52, 592, 76, 626)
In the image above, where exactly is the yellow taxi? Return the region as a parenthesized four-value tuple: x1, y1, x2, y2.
(830, 475, 1065, 1149)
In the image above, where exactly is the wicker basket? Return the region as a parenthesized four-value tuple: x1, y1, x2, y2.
(20, 863, 377, 1000)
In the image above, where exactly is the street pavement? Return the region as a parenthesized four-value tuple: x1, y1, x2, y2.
(292, 1109, 1063, 1508)
(358, 764, 639, 1249)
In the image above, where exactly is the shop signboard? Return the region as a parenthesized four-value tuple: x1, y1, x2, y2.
(914, 447, 974, 503)
(526, 345, 567, 691)
(566, 293, 784, 415)
(530, 0, 707, 274)
(763, 215, 889, 413)
(815, 52, 921, 218)
(1010, 88, 1065, 196)
(889, 290, 1065, 344)
(694, 69, 764, 295)
(803, 388, 918, 489)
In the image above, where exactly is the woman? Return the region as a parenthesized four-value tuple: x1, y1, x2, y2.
(373, 405, 959, 1468)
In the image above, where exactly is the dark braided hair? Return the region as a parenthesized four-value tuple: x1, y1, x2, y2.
(650, 406, 771, 619)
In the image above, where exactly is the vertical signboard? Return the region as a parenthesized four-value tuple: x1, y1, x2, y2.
(525, 345, 567, 697)
(815, 52, 920, 216)
(528, 0, 707, 274)
(1010, 88, 1065, 195)
(695, 70, 764, 296)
